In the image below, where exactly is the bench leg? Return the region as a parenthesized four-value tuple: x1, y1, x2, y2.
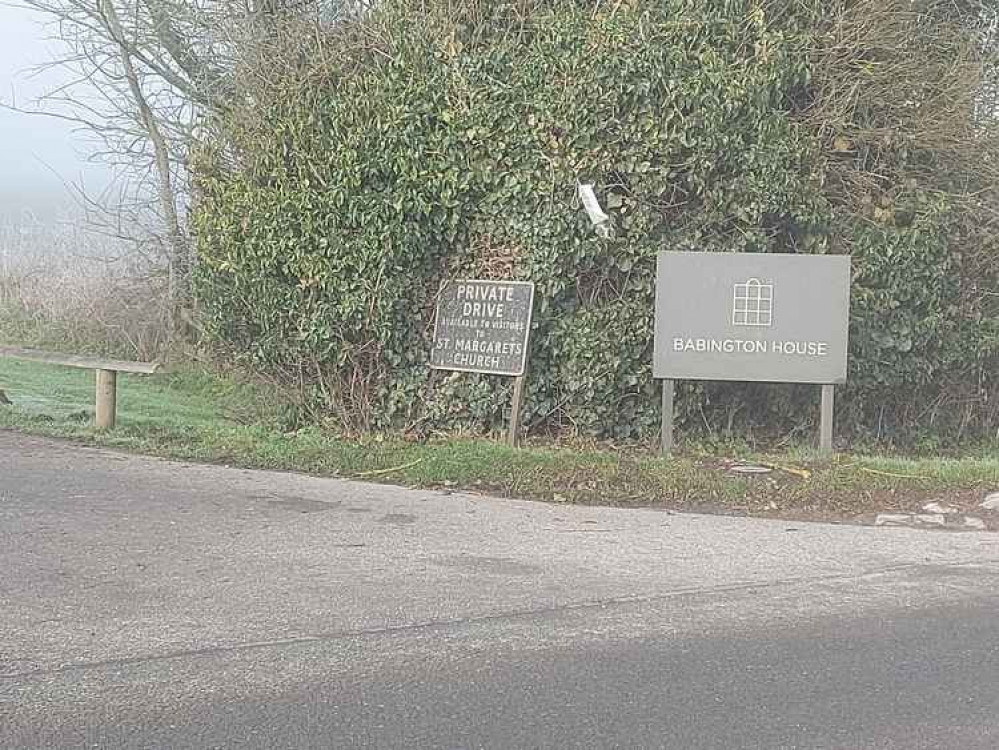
(96, 369, 117, 430)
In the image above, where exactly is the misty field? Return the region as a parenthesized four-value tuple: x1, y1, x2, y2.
(0, 215, 168, 358)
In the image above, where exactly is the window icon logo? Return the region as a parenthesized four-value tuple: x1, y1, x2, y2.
(732, 278, 773, 327)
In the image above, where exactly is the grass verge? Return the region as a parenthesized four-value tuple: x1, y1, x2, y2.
(1, 357, 996, 522)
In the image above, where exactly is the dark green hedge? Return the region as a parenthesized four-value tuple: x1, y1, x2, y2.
(193, 0, 999, 445)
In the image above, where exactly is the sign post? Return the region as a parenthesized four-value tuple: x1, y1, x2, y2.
(661, 378, 675, 455)
(430, 280, 535, 448)
(653, 252, 851, 457)
(508, 372, 527, 448)
(820, 384, 836, 455)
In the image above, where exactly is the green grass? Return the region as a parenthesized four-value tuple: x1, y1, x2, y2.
(1, 357, 997, 518)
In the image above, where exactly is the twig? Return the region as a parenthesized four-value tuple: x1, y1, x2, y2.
(353, 458, 424, 478)
(859, 467, 931, 480)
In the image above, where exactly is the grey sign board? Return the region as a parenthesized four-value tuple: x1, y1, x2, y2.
(653, 252, 851, 384)
(431, 280, 535, 376)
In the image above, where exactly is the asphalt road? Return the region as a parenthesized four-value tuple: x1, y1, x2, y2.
(3, 433, 999, 749)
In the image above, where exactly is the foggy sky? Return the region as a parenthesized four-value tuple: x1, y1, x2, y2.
(0, 4, 111, 220)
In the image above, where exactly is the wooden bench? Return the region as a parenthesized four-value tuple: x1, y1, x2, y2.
(0, 346, 160, 429)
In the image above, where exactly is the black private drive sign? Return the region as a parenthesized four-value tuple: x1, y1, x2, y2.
(431, 280, 535, 377)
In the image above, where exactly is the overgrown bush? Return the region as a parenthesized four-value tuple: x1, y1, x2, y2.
(193, 0, 999, 446)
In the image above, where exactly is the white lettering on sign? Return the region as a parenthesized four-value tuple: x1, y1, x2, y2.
(672, 338, 831, 357)
(439, 317, 528, 331)
(453, 339, 524, 356)
(455, 284, 516, 302)
(451, 352, 502, 370)
(462, 302, 505, 318)
(772, 340, 829, 356)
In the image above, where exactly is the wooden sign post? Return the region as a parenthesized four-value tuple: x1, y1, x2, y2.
(508, 370, 528, 448)
(430, 280, 535, 448)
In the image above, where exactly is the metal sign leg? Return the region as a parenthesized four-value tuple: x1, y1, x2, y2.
(820, 384, 835, 456)
(661, 378, 675, 456)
